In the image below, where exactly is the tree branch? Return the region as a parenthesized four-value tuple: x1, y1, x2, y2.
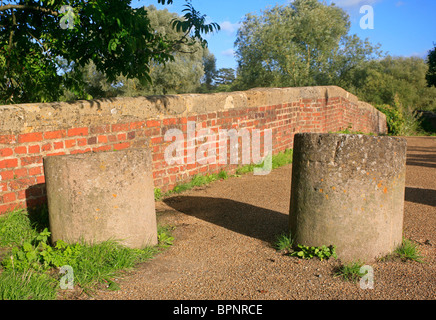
(0, 4, 58, 16)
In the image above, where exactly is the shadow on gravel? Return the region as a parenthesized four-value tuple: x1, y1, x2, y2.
(406, 146, 436, 169)
(405, 187, 436, 207)
(406, 154, 436, 168)
(163, 196, 288, 244)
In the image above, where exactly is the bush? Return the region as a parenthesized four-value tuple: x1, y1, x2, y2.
(376, 103, 420, 136)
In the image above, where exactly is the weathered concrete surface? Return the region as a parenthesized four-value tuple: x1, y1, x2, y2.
(0, 86, 384, 133)
(43, 148, 157, 248)
(289, 133, 407, 262)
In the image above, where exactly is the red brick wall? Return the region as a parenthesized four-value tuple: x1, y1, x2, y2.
(0, 93, 386, 215)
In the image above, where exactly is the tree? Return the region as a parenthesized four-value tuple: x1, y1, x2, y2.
(233, 0, 380, 90)
(63, 5, 213, 99)
(426, 44, 436, 88)
(215, 68, 235, 86)
(197, 50, 217, 93)
(347, 56, 436, 111)
(0, 0, 219, 104)
(212, 67, 235, 92)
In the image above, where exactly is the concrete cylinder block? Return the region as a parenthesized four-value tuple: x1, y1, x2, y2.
(289, 133, 407, 262)
(44, 148, 157, 249)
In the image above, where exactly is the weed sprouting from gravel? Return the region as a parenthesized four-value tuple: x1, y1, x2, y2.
(333, 261, 366, 283)
(273, 233, 294, 253)
(394, 238, 424, 263)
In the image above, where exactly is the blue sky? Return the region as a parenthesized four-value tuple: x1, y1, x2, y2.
(133, 0, 436, 70)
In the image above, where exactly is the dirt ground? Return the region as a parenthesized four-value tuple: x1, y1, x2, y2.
(86, 136, 435, 301)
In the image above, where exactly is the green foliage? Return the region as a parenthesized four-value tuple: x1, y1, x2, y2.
(417, 112, 436, 136)
(154, 188, 163, 201)
(233, 0, 380, 90)
(290, 244, 337, 261)
(0, 209, 40, 247)
(0, 208, 175, 298)
(274, 231, 337, 261)
(217, 170, 228, 180)
(161, 171, 227, 198)
(215, 68, 236, 86)
(0, 270, 58, 300)
(376, 104, 406, 135)
(232, 0, 436, 127)
(273, 233, 294, 252)
(170, 1, 220, 48)
(0, 0, 218, 104)
(346, 56, 436, 112)
(426, 44, 436, 88)
(63, 5, 216, 99)
(1, 228, 83, 272)
(191, 173, 218, 187)
(197, 51, 218, 93)
(271, 149, 293, 169)
(157, 225, 175, 248)
(155, 151, 292, 201)
(394, 238, 424, 263)
(334, 261, 365, 283)
(236, 148, 293, 175)
(375, 103, 420, 136)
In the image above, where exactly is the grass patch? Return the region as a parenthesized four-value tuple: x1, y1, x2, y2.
(236, 148, 293, 175)
(0, 208, 175, 299)
(378, 238, 425, 263)
(0, 269, 58, 300)
(0, 209, 40, 247)
(154, 149, 293, 201)
(333, 261, 366, 283)
(393, 238, 424, 263)
(273, 233, 294, 253)
(154, 169, 229, 201)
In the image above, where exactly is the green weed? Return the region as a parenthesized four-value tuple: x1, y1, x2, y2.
(273, 233, 294, 253)
(154, 188, 163, 201)
(236, 148, 293, 175)
(394, 238, 424, 263)
(290, 244, 337, 261)
(273, 232, 337, 261)
(334, 261, 366, 283)
(217, 169, 228, 180)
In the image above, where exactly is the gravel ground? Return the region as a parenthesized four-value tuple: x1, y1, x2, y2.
(81, 136, 435, 300)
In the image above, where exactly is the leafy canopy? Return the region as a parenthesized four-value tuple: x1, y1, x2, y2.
(64, 5, 213, 99)
(0, 0, 220, 104)
(426, 44, 436, 88)
(233, 0, 381, 90)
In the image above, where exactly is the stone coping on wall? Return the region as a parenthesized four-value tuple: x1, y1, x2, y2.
(0, 86, 377, 134)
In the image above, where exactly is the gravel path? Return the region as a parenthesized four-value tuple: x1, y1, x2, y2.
(88, 136, 435, 300)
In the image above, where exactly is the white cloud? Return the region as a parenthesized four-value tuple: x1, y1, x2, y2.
(220, 21, 241, 34)
(221, 49, 235, 57)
